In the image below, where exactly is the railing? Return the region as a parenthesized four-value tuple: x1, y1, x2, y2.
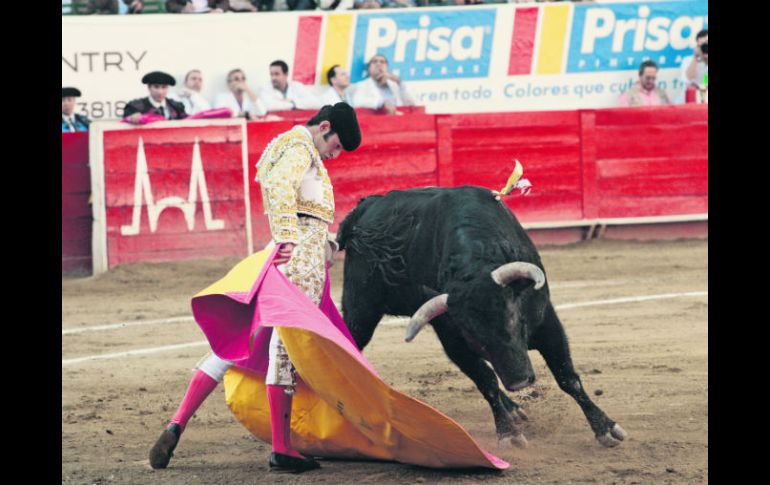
(63, 104, 707, 274)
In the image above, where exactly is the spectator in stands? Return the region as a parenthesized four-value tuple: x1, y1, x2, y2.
(260, 60, 322, 112)
(62, 87, 91, 132)
(123, 0, 144, 12)
(318, 0, 353, 10)
(77, 0, 119, 14)
(165, 0, 228, 12)
(169, 69, 212, 115)
(320, 65, 351, 105)
(214, 68, 267, 119)
(229, 0, 274, 11)
(123, 71, 188, 123)
(349, 54, 416, 114)
(354, 0, 415, 8)
(618, 60, 671, 107)
(676, 28, 708, 104)
(286, 0, 316, 9)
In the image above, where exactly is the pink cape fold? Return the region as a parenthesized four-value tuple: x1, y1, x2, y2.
(191, 247, 363, 374)
(190, 248, 509, 470)
(121, 113, 166, 125)
(187, 107, 233, 119)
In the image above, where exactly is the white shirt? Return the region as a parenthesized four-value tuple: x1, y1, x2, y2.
(319, 87, 347, 106)
(169, 90, 211, 115)
(191, 0, 210, 11)
(148, 97, 170, 119)
(349, 77, 416, 110)
(214, 91, 267, 118)
(676, 55, 708, 104)
(259, 81, 322, 112)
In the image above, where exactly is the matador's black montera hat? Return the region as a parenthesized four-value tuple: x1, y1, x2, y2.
(329, 102, 361, 151)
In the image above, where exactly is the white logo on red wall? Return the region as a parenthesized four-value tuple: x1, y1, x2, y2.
(121, 137, 225, 236)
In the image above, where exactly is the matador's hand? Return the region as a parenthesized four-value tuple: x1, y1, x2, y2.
(274, 243, 296, 266)
(325, 241, 337, 268)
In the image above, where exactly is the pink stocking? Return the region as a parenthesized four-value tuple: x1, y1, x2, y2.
(168, 370, 218, 431)
(267, 384, 303, 458)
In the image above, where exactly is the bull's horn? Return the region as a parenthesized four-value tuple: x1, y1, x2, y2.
(405, 294, 449, 342)
(490, 262, 545, 289)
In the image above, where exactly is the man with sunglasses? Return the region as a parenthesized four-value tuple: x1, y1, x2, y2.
(618, 60, 671, 107)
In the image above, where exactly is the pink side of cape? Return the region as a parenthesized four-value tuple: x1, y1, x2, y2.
(191, 248, 507, 469)
(187, 107, 233, 119)
(191, 248, 373, 376)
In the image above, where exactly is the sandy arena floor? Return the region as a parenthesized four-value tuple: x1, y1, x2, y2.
(62, 239, 708, 485)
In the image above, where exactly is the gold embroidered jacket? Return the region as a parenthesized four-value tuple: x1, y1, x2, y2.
(256, 126, 335, 244)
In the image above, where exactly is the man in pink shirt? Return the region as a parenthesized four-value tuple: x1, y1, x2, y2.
(618, 60, 671, 107)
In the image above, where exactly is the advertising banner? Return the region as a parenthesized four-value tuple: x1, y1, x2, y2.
(63, 1, 707, 118)
(89, 119, 251, 272)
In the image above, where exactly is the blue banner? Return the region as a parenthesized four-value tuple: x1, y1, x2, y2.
(350, 9, 496, 83)
(567, 0, 708, 73)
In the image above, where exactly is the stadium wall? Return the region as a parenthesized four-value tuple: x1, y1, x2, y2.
(62, 0, 708, 117)
(62, 131, 92, 274)
(61, 105, 708, 274)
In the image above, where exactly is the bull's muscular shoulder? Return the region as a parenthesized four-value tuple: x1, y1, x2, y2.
(381, 185, 495, 208)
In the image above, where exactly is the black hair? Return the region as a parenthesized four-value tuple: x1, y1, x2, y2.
(327, 65, 340, 85)
(270, 60, 289, 74)
(638, 60, 658, 76)
(307, 105, 333, 126)
(306, 103, 361, 151)
(307, 105, 336, 142)
(696, 29, 708, 41)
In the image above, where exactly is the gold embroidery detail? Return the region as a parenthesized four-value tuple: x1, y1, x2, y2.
(256, 128, 335, 239)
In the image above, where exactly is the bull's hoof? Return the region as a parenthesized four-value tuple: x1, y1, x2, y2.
(500, 393, 529, 423)
(512, 407, 529, 424)
(499, 432, 528, 449)
(596, 424, 627, 448)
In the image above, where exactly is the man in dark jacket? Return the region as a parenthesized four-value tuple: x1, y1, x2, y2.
(123, 71, 187, 123)
(62, 87, 91, 132)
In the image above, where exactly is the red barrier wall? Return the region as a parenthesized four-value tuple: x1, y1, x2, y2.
(62, 132, 91, 274)
(592, 105, 708, 218)
(246, 113, 439, 248)
(96, 121, 250, 270)
(63, 105, 708, 274)
(435, 111, 585, 223)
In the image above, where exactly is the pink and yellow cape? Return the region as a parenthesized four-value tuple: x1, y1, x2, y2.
(191, 247, 509, 470)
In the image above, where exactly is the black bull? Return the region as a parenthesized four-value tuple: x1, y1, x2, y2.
(336, 186, 627, 447)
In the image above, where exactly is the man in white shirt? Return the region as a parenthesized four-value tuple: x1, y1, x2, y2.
(169, 69, 212, 115)
(214, 68, 267, 119)
(676, 29, 708, 104)
(349, 54, 416, 114)
(260, 60, 322, 112)
(320, 65, 351, 106)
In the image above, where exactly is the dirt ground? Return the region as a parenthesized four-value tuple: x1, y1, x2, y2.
(62, 239, 708, 485)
